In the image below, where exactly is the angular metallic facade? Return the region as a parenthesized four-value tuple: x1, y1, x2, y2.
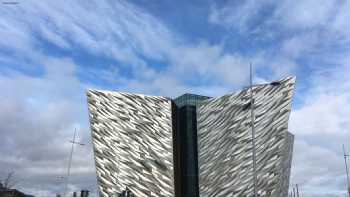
(279, 132, 294, 197)
(87, 91, 175, 197)
(87, 77, 296, 197)
(197, 77, 295, 197)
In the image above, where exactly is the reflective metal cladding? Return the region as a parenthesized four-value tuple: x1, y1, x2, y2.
(86, 76, 296, 197)
(197, 76, 295, 197)
(87, 91, 175, 197)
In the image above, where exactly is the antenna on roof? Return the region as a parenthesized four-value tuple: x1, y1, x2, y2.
(250, 63, 257, 197)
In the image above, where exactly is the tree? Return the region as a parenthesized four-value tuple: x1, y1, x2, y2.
(0, 172, 17, 189)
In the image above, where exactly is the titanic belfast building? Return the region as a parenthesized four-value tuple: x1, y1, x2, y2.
(87, 77, 295, 197)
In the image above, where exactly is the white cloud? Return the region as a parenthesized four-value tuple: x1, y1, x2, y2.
(1, 0, 171, 67)
(209, 0, 274, 33)
(0, 57, 96, 196)
(208, 0, 340, 33)
(332, 0, 350, 40)
(37, 24, 71, 49)
(280, 33, 319, 59)
(1, 0, 270, 96)
(288, 55, 350, 195)
(291, 139, 347, 196)
(207, 0, 350, 67)
(290, 93, 350, 135)
(273, 0, 337, 29)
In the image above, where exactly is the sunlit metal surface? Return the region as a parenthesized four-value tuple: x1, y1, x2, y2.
(197, 77, 295, 197)
(87, 91, 175, 197)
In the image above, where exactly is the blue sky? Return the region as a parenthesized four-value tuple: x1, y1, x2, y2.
(1, 0, 350, 196)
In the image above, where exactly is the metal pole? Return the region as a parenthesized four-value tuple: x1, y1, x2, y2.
(250, 63, 257, 197)
(293, 187, 296, 197)
(64, 129, 76, 197)
(296, 184, 300, 197)
(343, 144, 350, 197)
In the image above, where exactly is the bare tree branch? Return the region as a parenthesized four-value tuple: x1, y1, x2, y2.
(3, 171, 16, 189)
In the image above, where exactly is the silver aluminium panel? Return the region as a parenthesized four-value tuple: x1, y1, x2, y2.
(279, 132, 294, 197)
(197, 77, 295, 197)
(87, 90, 175, 197)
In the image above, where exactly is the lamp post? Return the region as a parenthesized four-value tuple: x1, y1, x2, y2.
(296, 184, 300, 197)
(343, 144, 350, 197)
(63, 129, 85, 197)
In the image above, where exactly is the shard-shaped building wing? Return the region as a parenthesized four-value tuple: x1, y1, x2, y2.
(197, 77, 295, 197)
(87, 91, 175, 197)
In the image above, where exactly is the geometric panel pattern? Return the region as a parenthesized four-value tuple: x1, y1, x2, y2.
(87, 91, 175, 197)
(197, 77, 295, 197)
(278, 132, 294, 197)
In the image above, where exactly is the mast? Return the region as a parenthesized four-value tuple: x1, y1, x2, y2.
(250, 63, 257, 197)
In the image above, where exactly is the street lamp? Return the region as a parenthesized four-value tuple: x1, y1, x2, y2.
(63, 129, 85, 197)
(343, 144, 350, 197)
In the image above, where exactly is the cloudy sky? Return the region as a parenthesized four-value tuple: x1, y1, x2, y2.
(1, 0, 350, 196)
